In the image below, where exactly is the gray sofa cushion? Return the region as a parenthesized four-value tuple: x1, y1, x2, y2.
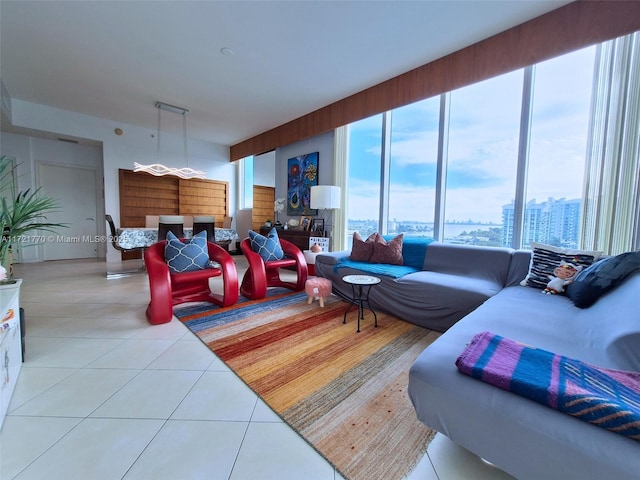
(397, 271, 503, 301)
(505, 249, 532, 286)
(423, 242, 514, 284)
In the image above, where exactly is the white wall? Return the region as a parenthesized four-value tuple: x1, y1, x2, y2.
(3, 99, 337, 262)
(254, 151, 275, 186)
(4, 99, 238, 263)
(1, 131, 104, 262)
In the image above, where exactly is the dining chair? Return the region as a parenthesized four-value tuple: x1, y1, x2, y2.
(192, 215, 216, 242)
(223, 216, 233, 229)
(105, 214, 146, 277)
(145, 215, 160, 228)
(158, 215, 184, 241)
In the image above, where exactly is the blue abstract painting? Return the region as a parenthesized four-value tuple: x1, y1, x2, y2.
(287, 152, 318, 216)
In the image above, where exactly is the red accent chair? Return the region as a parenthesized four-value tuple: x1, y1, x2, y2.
(239, 237, 308, 300)
(144, 240, 239, 325)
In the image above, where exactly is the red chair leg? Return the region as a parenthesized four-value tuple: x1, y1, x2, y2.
(240, 268, 267, 300)
(145, 248, 173, 325)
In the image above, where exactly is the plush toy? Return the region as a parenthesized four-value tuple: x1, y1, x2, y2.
(543, 261, 582, 295)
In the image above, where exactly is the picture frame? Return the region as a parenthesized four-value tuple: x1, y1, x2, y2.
(311, 218, 324, 234)
(300, 216, 312, 231)
(287, 152, 319, 216)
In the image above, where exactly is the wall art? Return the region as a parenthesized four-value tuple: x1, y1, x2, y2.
(287, 152, 318, 216)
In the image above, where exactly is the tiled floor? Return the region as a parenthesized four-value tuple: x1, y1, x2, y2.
(1, 258, 514, 480)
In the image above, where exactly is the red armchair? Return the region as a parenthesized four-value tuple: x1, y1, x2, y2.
(144, 240, 239, 325)
(239, 237, 308, 300)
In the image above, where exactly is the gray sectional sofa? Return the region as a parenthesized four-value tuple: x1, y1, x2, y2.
(315, 241, 530, 332)
(408, 268, 640, 480)
(316, 242, 640, 479)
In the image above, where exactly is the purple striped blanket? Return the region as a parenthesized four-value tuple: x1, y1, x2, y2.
(456, 331, 640, 442)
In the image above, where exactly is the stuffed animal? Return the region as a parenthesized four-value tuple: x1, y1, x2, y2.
(543, 261, 582, 295)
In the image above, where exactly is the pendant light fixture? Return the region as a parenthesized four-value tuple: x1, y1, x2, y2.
(133, 101, 206, 179)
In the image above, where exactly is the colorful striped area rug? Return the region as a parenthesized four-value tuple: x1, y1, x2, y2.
(174, 289, 440, 480)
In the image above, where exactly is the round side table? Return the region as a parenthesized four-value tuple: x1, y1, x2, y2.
(341, 274, 381, 332)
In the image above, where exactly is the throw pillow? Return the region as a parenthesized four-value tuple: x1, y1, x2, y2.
(350, 232, 378, 262)
(566, 251, 640, 308)
(370, 233, 404, 265)
(521, 242, 602, 292)
(164, 230, 210, 273)
(249, 228, 285, 262)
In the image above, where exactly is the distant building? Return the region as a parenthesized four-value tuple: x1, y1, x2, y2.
(502, 198, 581, 249)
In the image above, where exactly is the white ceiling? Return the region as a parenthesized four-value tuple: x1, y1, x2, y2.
(0, 0, 570, 147)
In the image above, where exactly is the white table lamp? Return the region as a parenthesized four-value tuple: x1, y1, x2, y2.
(311, 185, 341, 210)
(310, 185, 341, 242)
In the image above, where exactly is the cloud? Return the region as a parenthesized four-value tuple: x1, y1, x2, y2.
(346, 45, 596, 224)
(389, 132, 439, 168)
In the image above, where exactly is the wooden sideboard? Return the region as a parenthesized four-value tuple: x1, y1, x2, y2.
(259, 227, 313, 252)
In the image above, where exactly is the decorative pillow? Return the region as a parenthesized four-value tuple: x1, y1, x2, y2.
(249, 228, 285, 262)
(521, 242, 602, 291)
(350, 232, 378, 262)
(164, 230, 210, 273)
(566, 251, 640, 308)
(370, 233, 404, 265)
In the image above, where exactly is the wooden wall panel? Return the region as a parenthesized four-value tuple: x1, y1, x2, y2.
(230, 1, 640, 161)
(252, 185, 275, 231)
(178, 178, 229, 227)
(117, 170, 230, 258)
(119, 170, 179, 228)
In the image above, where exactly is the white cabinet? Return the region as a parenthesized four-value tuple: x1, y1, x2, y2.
(1, 279, 22, 430)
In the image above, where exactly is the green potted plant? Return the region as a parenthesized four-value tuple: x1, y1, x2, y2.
(1, 155, 67, 283)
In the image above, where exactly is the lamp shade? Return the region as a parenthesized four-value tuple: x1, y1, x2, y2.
(310, 185, 341, 210)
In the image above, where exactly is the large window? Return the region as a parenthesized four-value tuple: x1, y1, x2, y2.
(445, 70, 523, 245)
(347, 114, 383, 239)
(524, 46, 596, 249)
(347, 44, 602, 250)
(388, 98, 439, 236)
(241, 155, 254, 209)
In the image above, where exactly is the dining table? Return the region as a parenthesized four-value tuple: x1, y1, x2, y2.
(116, 227, 238, 250)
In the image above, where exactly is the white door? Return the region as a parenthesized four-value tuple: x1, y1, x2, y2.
(38, 163, 98, 260)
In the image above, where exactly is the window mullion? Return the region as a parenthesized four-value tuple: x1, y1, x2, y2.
(513, 65, 535, 249)
(433, 93, 449, 241)
(380, 111, 391, 235)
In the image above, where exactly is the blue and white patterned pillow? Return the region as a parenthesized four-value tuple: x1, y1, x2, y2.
(249, 228, 285, 262)
(164, 230, 210, 273)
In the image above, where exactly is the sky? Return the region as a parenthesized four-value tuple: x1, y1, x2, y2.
(347, 45, 597, 224)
